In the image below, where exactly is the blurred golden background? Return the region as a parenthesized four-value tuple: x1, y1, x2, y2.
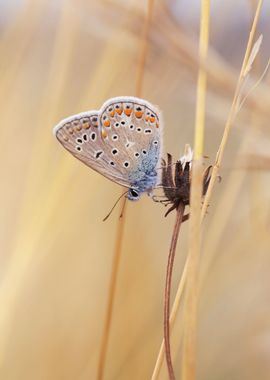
(1, 0, 270, 379)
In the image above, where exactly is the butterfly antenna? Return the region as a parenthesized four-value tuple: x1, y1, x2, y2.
(103, 191, 128, 222)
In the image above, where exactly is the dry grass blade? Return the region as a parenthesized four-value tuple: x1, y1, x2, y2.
(97, 198, 127, 380)
(201, 0, 263, 220)
(136, 0, 155, 96)
(96, 1, 155, 379)
(181, 0, 210, 379)
(242, 34, 263, 77)
(152, 0, 210, 377)
(154, 1, 263, 378)
(152, 1, 262, 380)
(237, 55, 270, 113)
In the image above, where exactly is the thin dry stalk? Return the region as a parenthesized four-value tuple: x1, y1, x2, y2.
(151, 1, 263, 378)
(97, 2, 155, 379)
(181, 0, 210, 378)
(97, 198, 127, 380)
(136, 0, 155, 96)
(181, 161, 204, 380)
(151, 259, 188, 380)
(164, 202, 185, 380)
(201, 0, 263, 220)
(0, 2, 81, 364)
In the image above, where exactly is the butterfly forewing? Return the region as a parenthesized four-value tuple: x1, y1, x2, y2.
(54, 96, 162, 193)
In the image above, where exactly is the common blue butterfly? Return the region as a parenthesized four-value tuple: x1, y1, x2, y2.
(53, 96, 162, 200)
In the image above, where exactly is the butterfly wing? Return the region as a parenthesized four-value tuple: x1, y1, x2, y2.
(54, 110, 134, 187)
(54, 96, 162, 192)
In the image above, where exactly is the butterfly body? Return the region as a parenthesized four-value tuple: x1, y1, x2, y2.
(54, 96, 162, 200)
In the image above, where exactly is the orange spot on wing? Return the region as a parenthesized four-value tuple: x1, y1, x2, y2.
(116, 108, 123, 115)
(124, 109, 132, 116)
(67, 127, 74, 134)
(110, 110, 115, 117)
(156, 122, 159, 128)
(76, 125, 82, 131)
(145, 116, 150, 122)
(150, 116, 155, 123)
(82, 121, 90, 129)
(101, 130, 108, 138)
(103, 120, 111, 127)
(135, 111, 143, 118)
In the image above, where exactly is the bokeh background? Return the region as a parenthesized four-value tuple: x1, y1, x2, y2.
(1, 0, 270, 379)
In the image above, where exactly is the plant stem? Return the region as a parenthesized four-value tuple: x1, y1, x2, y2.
(164, 201, 185, 380)
(97, 197, 127, 380)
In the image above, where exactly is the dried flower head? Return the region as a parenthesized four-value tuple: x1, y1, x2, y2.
(156, 145, 212, 217)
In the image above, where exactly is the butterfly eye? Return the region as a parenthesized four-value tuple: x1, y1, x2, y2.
(134, 152, 140, 158)
(142, 149, 147, 155)
(144, 129, 152, 134)
(136, 128, 142, 133)
(121, 121, 125, 126)
(76, 146, 82, 151)
(130, 188, 139, 198)
(110, 161, 115, 166)
(124, 161, 130, 168)
(153, 140, 158, 145)
(112, 134, 118, 140)
(129, 124, 134, 130)
(76, 138, 83, 144)
(114, 122, 120, 128)
(83, 134, 88, 141)
(112, 149, 118, 155)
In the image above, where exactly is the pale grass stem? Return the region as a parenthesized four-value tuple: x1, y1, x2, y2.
(201, 0, 263, 219)
(151, 1, 263, 379)
(97, 198, 127, 380)
(181, 0, 210, 378)
(96, 1, 154, 379)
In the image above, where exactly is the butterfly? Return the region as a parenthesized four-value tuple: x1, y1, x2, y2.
(53, 96, 163, 200)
